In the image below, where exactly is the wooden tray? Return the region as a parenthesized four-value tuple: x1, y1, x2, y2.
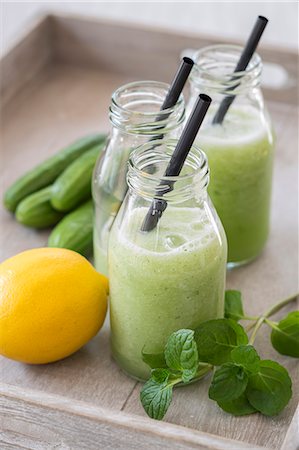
(1, 14, 298, 450)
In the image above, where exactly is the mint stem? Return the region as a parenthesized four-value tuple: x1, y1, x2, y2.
(197, 362, 211, 368)
(249, 316, 265, 344)
(196, 364, 213, 378)
(168, 378, 182, 387)
(246, 322, 256, 333)
(264, 318, 279, 330)
(242, 315, 259, 321)
(263, 293, 298, 318)
(248, 293, 298, 344)
(167, 364, 212, 388)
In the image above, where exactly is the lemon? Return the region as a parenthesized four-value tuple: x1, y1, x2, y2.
(0, 248, 108, 364)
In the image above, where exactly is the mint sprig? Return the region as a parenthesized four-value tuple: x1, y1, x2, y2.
(142, 350, 167, 369)
(209, 363, 248, 402)
(217, 393, 257, 416)
(165, 329, 198, 382)
(140, 369, 174, 420)
(140, 291, 298, 421)
(246, 360, 292, 416)
(140, 329, 212, 420)
(270, 311, 299, 357)
(231, 345, 260, 373)
(194, 318, 248, 365)
(224, 290, 245, 321)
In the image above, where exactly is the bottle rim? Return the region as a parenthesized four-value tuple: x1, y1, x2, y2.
(190, 44, 262, 92)
(111, 80, 185, 118)
(127, 139, 209, 201)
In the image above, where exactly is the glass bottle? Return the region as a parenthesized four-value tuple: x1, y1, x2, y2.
(92, 81, 185, 275)
(187, 45, 274, 267)
(108, 139, 227, 380)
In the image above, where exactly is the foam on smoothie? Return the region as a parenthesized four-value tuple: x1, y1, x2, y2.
(115, 206, 217, 257)
(198, 105, 271, 148)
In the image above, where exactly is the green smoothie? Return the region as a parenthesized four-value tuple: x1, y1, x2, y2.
(197, 106, 274, 265)
(109, 205, 227, 380)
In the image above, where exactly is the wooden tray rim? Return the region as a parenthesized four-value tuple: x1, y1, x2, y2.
(1, 12, 298, 450)
(1, 382, 268, 450)
(2, 11, 298, 62)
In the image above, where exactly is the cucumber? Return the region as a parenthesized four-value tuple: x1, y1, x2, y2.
(15, 186, 64, 229)
(48, 200, 93, 256)
(51, 143, 104, 212)
(4, 134, 106, 212)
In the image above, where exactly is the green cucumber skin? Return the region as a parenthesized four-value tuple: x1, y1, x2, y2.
(15, 186, 64, 229)
(51, 143, 104, 212)
(4, 134, 106, 212)
(48, 200, 93, 256)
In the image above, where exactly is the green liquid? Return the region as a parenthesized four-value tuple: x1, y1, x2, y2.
(109, 206, 227, 380)
(197, 107, 274, 264)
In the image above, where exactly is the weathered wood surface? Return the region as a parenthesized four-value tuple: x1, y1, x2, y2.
(0, 14, 298, 450)
(2, 14, 298, 107)
(52, 14, 298, 105)
(1, 15, 52, 107)
(0, 383, 268, 450)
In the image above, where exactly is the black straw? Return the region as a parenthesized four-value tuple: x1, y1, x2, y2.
(212, 15, 268, 125)
(122, 58, 194, 203)
(141, 94, 212, 232)
(161, 57, 194, 110)
(152, 57, 194, 135)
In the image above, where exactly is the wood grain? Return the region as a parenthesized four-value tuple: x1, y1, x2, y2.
(1, 15, 53, 107)
(0, 14, 298, 450)
(51, 13, 298, 105)
(281, 405, 299, 450)
(0, 383, 266, 450)
(1, 14, 298, 107)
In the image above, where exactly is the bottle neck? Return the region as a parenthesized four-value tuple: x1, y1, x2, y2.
(189, 44, 262, 97)
(127, 139, 209, 203)
(109, 81, 185, 136)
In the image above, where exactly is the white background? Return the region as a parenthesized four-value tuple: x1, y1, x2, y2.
(1, 1, 298, 56)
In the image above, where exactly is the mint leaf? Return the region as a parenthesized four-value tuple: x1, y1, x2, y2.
(140, 369, 173, 420)
(225, 290, 244, 321)
(209, 363, 248, 402)
(142, 350, 167, 369)
(270, 311, 299, 358)
(194, 319, 248, 365)
(151, 368, 170, 383)
(164, 329, 198, 383)
(246, 360, 292, 416)
(217, 393, 257, 416)
(231, 345, 260, 373)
